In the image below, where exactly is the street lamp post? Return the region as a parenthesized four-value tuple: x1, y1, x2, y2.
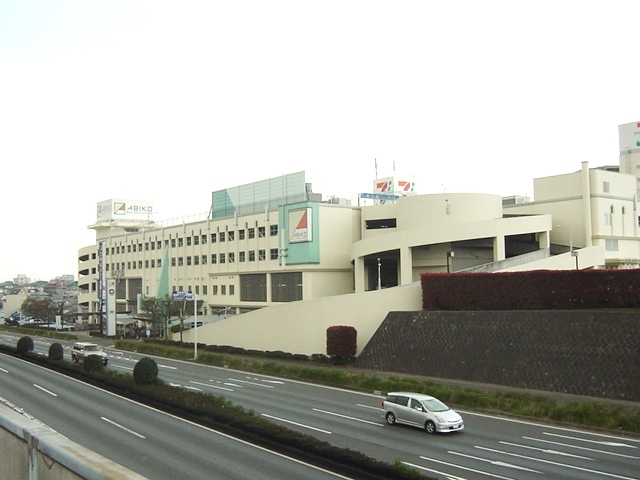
(446, 251, 455, 273)
(377, 258, 381, 290)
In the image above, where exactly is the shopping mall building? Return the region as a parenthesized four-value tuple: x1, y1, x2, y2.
(78, 126, 640, 355)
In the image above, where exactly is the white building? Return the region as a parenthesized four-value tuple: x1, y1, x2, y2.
(78, 168, 612, 354)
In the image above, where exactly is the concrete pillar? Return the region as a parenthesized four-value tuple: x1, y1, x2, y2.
(582, 161, 594, 247)
(399, 246, 413, 285)
(354, 256, 365, 293)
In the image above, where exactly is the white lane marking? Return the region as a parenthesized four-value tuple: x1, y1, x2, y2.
(402, 461, 468, 480)
(158, 364, 177, 370)
(417, 456, 518, 480)
(261, 414, 332, 434)
(357, 403, 382, 411)
(0, 367, 8, 373)
(523, 436, 640, 459)
(448, 451, 541, 473)
(33, 384, 57, 397)
(313, 408, 383, 427)
(101, 416, 146, 438)
(189, 381, 232, 392)
(228, 377, 275, 388)
(499, 440, 592, 460)
(261, 380, 284, 384)
(475, 446, 640, 480)
(543, 432, 638, 449)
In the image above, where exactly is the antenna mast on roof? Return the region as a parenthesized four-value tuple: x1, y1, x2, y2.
(375, 158, 378, 179)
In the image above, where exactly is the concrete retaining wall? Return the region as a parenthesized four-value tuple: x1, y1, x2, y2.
(0, 403, 147, 480)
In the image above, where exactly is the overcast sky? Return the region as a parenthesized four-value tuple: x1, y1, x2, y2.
(1, 1, 638, 282)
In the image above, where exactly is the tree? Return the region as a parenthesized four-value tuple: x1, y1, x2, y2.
(326, 326, 357, 362)
(20, 297, 58, 323)
(17, 336, 34, 354)
(138, 295, 181, 339)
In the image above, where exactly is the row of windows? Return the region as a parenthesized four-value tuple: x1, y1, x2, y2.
(107, 248, 280, 271)
(171, 284, 236, 296)
(105, 225, 279, 254)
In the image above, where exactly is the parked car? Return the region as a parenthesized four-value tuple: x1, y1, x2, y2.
(382, 392, 464, 434)
(71, 342, 109, 366)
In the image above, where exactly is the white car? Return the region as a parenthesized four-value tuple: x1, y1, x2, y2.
(71, 342, 109, 366)
(382, 392, 464, 434)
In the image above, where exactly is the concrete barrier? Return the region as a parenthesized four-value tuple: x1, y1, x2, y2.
(0, 402, 148, 480)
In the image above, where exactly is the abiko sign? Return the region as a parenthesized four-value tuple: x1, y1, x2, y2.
(289, 207, 312, 243)
(96, 199, 154, 222)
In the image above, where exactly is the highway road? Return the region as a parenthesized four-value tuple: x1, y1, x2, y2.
(2, 332, 639, 480)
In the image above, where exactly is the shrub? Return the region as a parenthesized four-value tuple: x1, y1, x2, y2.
(48, 342, 64, 361)
(134, 357, 159, 384)
(83, 355, 104, 372)
(16, 336, 34, 354)
(326, 326, 357, 359)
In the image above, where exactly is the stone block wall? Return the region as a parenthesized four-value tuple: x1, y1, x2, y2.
(355, 310, 640, 401)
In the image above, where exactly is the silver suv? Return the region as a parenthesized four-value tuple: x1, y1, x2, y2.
(71, 342, 109, 366)
(382, 392, 464, 434)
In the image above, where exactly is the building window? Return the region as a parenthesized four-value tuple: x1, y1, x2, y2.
(221, 285, 226, 295)
(128, 245, 132, 253)
(229, 285, 235, 295)
(229, 252, 235, 263)
(604, 213, 612, 226)
(202, 255, 207, 265)
(249, 250, 255, 262)
(138, 260, 143, 269)
(194, 255, 200, 265)
(259, 249, 266, 261)
(158, 241, 162, 249)
(605, 239, 619, 251)
(186, 237, 192, 246)
(603, 181, 610, 193)
(213, 285, 218, 295)
(194, 236, 199, 245)
(219, 232, 226, 242)
(270, 225, 278, 236)
(145, 260, 149, 268)
(238, 229, 245, 240)
(171, 239, 176, 248)
(151, 242, 156, 251)
(258, 227, 266, 238)
(203, 285, 208, 295)
(271, 272, 303, 302)
(240, 273, 267, 302)
(187, 256, 192, 266)
(270, 248, 278, 260)
(211, 254, 217, 264)
(178, 257, 184, 266)
(171, 258, 176, 267)
(158, 258, 162, 268)
(211, 233, 217, 243)
(239, 251, 246, 262)
(201, 234, 207, 244)
(145, 243, 149, 251)
(220, 253, 226, 264)
(151, 259, 155, 268)
(228, 231, 235, 241)
(248, 228, 255, 239)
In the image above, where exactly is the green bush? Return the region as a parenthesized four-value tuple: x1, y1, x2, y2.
(83, 355, 104, 372)
(134, 357, 159, 384)
(16, 336, 34, 353)
(48, 342, 64, 361)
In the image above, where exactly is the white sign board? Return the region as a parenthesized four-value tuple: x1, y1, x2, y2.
(618, 121, 640, 154)
(96, 199, 154, 222)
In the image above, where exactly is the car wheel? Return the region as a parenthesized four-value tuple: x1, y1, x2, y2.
(385, 412, 396, 425)
(425, 420, 436, 434)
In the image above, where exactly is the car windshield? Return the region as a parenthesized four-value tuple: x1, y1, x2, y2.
(85, 345, 99, 351)
(422, 398, 449, 412)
